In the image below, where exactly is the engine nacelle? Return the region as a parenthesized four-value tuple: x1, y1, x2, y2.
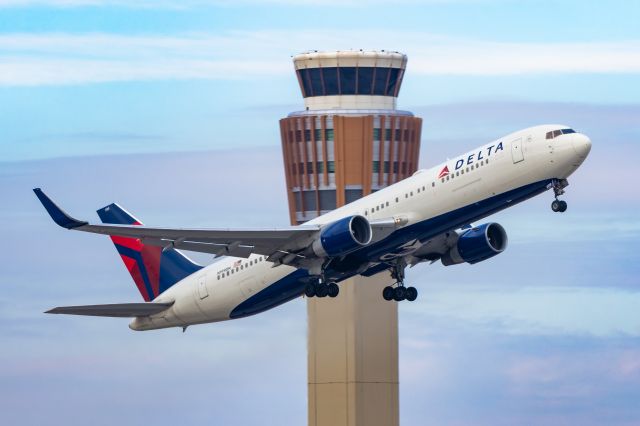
(441, 223, 508, 266)
(312, 215, 372, 258)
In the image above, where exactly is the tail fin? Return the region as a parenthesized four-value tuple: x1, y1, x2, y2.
(97, 203, 202, 301)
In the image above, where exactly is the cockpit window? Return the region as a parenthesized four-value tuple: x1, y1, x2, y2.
(546, 128, 577, 139)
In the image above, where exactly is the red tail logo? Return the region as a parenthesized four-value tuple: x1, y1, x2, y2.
(438, 165, 450, 179)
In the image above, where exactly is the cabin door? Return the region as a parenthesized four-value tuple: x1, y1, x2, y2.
(511, 137, 524, 163)
(197, 275, 208, 299)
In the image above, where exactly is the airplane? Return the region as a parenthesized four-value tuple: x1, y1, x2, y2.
(34, 124, 591, 331)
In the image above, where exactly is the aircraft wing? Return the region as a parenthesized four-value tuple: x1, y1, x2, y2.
(34, 188, 320, 260)
(46, 302, 173, 317)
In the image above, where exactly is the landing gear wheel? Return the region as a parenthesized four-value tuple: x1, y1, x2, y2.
(316, 283, 328, 298)
(405, 287, 418, 302)
(551, 199, 568, 213)
(383, 286, 395, 301)
(327, 283, 339, 298)
(304, 283, 316, 298)
(393, 286, 406, 301)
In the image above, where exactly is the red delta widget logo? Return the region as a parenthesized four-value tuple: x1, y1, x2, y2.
(439, 142, 505, 179)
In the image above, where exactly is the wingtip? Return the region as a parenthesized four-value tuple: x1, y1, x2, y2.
(33, 188, 88, 230)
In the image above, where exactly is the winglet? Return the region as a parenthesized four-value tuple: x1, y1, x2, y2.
(33, 188, 88, 229)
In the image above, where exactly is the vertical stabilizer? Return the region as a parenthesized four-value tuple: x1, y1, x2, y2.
(97, 203, 202, 301)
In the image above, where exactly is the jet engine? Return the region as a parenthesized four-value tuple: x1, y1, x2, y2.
(312, 215, 372, 258)
(441, 223, 508, 266)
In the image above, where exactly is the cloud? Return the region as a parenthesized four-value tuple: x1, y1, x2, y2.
(0, 31, 639, 86)
(403, 286, 640, 337)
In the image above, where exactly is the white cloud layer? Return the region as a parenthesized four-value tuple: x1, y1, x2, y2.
(0, 31, 639, 86)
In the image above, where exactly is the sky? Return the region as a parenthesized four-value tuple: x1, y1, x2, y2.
(0, 1, 639, 425)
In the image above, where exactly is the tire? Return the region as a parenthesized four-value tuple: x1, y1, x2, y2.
(382, 286, 395, 301)
(559, 200, 568, 212)
(328, 283, 340, 298)
(304, 283, 316, 298)
(394, 286, 406, 301)
(405, 286, 418, 302)
(551, 200, 560, 212)
(316, 283, 329, 298)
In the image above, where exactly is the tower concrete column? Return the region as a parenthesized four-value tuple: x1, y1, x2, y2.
(307, 274, 398, 426)
(278, 50, 422, 426)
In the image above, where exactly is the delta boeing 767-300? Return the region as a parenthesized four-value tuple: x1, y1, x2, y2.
(34, 124, 591, 331)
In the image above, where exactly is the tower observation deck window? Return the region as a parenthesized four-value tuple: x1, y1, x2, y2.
(297, 66, 404, 98)
(386, 68, 401, 96)
(322, 68, 339, 94)
(357, 67, 374, 95)
(340, 67, 357, 94)
(373, 68, 390, 95)
(309, 68, 323, 96)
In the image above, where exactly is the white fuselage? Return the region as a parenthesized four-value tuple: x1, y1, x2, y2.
(130, 124, 591, 331)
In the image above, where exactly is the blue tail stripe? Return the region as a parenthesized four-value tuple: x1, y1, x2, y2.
(114, 244, 156, 300)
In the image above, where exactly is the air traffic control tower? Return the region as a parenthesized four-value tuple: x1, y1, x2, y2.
(279, 51, 423, 426)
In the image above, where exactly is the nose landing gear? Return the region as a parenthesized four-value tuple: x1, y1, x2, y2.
(550, 179, 568, 213)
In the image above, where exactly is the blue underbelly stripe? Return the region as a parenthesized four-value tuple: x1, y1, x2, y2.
(230, 179, 552, 319)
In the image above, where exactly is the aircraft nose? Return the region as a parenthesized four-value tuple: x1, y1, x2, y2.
(572, 133, 592, 159)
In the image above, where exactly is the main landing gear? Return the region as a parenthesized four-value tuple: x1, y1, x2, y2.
(382, 262, 418, 302)
(305, 278, 339, 298)
(550, 179, 568, 213)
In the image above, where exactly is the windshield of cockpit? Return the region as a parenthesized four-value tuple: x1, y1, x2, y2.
(546, 128, 576, 139)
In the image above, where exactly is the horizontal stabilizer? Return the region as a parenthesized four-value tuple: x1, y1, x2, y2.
(45, 302, 173, 317)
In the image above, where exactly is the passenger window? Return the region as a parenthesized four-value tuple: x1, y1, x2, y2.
(417, 188, 420, 193)
(410, 191, 413, 196)
(456, 171, 459, 176)
(422, 186, 425, 191)
(441, 178, 444, 183)
(386, 201, 389, 207)
(395, 197, 399, 202)
(466, 167, 469, 173)
(432, 182, 435, 187)
(446, 175, 450, 181)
